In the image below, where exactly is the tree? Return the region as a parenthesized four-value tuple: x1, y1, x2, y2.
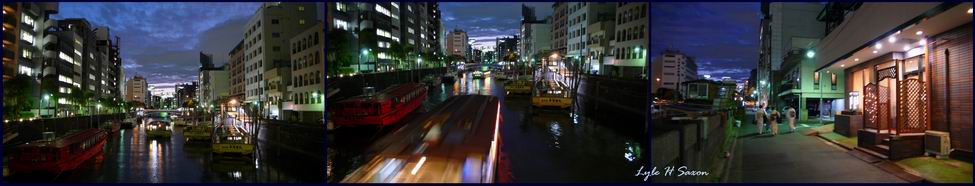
(503, 53, 519, 63)
(389, 41, 415, 70)
(69, 87, 93, 115)
(3, 74, 37, 119)
(326, 29, 356, 75)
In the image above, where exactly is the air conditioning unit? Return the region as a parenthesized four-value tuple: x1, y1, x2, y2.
(924, 130, 950, 159)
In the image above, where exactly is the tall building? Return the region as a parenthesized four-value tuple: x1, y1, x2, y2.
(125, 76, 149, 104)
(551, 2, 569, 56)
(398, 3, 443, 56)
(607, 2, 648, 78)
(813, 2, 972, 158)
(757, 2, 826, 106)
(327, 2, 443, 73)
(3, 3, 58, 82)
(175, 82, 198, 108)
(585, 6, 616, 75)
(495, 35, 519, 62)
(565, 2, 615, 62)
(650, 48, 697, 96)
(242, 2, 317, 118)
(197, 52, 228, 109)
(520, 5, 552, 65)
(94, 27, 122, 100)
(228, 39, 245, 103)
(285, 22, 324, 122)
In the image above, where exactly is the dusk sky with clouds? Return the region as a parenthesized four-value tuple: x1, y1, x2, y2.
(53, 3, 325, 88)
(650, 2, 760, 81)
(441, 2, 553, 52)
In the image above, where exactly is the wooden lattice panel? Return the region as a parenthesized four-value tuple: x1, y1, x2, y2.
(879, 85, 890, 132)
(863, 83, 878, 129)
(897, 78, 927, 134)
(878, 67, 898, 81)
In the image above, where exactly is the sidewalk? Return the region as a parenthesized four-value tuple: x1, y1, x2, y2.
(812, 125, 974, 183)
(726, 112, 905, 183)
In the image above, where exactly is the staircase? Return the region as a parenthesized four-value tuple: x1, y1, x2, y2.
(856, 129, 925, 160)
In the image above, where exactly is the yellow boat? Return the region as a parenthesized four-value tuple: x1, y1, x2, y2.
(184, 124, 213, 142)
(212, 125, 254, 156)
(505, 78, 532, 95)
(531, 81, 572, 108)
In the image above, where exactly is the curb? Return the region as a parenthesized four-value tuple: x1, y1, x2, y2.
(814, 132, 855, 151)
(814, 132, 931, 183)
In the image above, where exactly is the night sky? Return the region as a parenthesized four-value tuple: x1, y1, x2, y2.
(54, 3, 326, 89)
(441, 2, 553, 52)
(650, 2, 760, 81)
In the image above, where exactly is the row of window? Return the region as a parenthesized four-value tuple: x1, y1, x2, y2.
(614, 45, 645, 60)
(292, 51, 321, 71)
(292, 71, 322, 89)
(293, 91, 322, 105)
(617, 4, 648, 25)
(616, 25, 646, 43)
(291, 31, 320, 54)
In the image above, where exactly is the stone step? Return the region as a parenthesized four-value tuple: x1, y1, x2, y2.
(855, 146, 889, 160)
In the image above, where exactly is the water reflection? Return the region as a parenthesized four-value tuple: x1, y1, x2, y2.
(548, 121, 562, 149)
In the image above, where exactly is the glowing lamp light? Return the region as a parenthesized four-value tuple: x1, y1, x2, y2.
(874, 43, 882, 49)
(805, 51, 815, 58)
(915, 31, 923, 35)
(854, 58, 860, 62)
(873, 50, 878, 54)
(887, 36, 897, 43)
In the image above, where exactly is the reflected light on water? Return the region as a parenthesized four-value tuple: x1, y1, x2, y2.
(149, 139, 162, 183)
(549, 121, 562, 148)
(623, 141, 642, 162)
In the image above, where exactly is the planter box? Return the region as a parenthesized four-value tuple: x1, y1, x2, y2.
(835, 114, 863, 137)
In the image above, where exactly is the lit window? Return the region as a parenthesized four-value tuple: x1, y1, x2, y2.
(298, 6, 305, 11)
(376, 5, 393, 18)
(299, 19, 305, 25)
(59, 52, 77, 65)
(22, 14, 35, 28)
(22, 49, 32, 59)
(21, 31, 34, 44)
(18, 65, 32, 75)
(335, 3, 347, 12)
(333, 19, 349, 30)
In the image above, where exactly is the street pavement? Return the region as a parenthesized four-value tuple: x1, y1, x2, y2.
(725, 111, 905, 183)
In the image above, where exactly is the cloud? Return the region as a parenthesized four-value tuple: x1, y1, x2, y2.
(651, 2, 760, 80)
(441, 2, 554, 44)
(54, 2, 265, 85)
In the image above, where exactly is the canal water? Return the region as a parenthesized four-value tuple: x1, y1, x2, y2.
(5, 119, 324, 183)
(327, 71, 647, 183)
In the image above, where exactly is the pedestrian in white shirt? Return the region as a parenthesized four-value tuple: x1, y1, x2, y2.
(787, 106, 797, 133)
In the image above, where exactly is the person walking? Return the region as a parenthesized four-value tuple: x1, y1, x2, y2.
(787, 106, 797, 132)
(755, 104, 766, 135)
(770, 107, 780, 135)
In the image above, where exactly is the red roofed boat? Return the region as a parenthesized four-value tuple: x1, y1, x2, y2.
(10, 128, 108, 173)
(330, 83, 428, 126)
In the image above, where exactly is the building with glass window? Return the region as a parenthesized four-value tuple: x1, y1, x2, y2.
(242, 2, 317, 118)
